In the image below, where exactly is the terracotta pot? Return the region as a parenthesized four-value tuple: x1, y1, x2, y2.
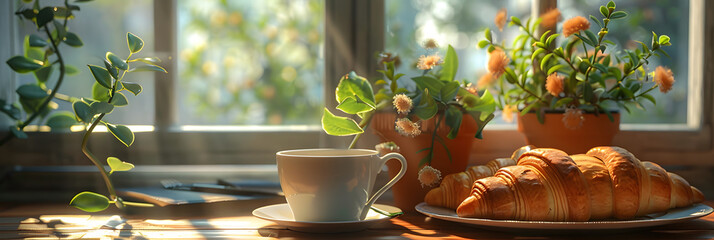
(517, 111, 620, 154)
(371, 112, 477, 211)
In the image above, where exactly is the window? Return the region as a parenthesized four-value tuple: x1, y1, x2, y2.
(1, 0, 712, 169)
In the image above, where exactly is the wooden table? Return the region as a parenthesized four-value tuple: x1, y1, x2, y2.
(1, 201, 712, 239)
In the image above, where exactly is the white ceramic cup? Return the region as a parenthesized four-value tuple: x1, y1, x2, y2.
(276, 149, 407, 222)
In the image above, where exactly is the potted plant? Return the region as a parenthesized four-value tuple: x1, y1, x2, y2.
(321, 43, 497, 210)
(476, 1, 674, 154)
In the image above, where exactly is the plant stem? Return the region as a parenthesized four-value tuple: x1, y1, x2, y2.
(424, 114, 445, 166)
(347, 101, 387, 149)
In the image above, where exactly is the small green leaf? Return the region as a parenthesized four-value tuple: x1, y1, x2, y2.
(28, 34, 47, 47)
(104, 60, 118, 80)
(584, 30, 599, 46)
(554, 97, 574, 108)
(0, 100, 21, 120)
(411, 76, 444, 101)
(607, 1, 616, 9)
(52, 20, 66, 41)
(73, 101, 94, 123)
(66, 65, 79, 75)
(10, 126, 28, 139)
(105, 123, 134, 147)
(641, 94, 656, 105)
(110, 92, 128, 106)
(16, 84, 48, 99)
(107, 157, 134, 172)
(121, 82, 142, 96)
(445, 105, 463, 139)
(46, 112, 77, 131)
(64, 32, 83, 47)
(70, 192, 110, 212)
(52, 7, 74, 19)
(92, 82, 111, 102)
(128, 65, 166, 73)
(375, 79, 387, 85)
(336, 97, 374, 114)
(439, 45, 458, 82)
(7, 56, 43, 73)
(106, 52, 128, 70)
(610, 11, 627, 19)
(599, 6, 608, 17)
(590, 15, 603, 29)
(484, 28, 492, 42)
(477, 40, 489, 49)
(321, 108, 363, 136)
(413, 89, 438, 120)
(34, 65, 53, 83)
(128, 57, 161, 64)
(36, 7, 54, 28)
(659, 35, 671, 46)
(127, 32, 144, 54)
(88, 65, 112, 89)
(335, 71, 376, 108)
(547, 65, 566, 75)
(90, 101, 114, 114)
(16, 9, 37, 20)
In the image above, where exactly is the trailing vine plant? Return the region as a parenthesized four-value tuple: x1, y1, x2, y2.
(1, 0, 165, 212)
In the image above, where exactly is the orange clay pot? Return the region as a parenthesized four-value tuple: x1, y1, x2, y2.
(517, 112, 620, 155)
(371, 112, 477, 211)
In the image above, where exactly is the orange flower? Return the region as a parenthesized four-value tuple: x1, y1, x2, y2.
(654, 66, 675, 93)
(488, 49, 510, 78)
(495, 8, 507, 31)
(392, 94, 413, 114)
(417, 54, 442, 70)
(546, 73, 565, 96)
(563, 16, 590, 37)
(540, 8, 562, 28)
(477, 72, 495, 89)
(395, 118, 421, 137)
(502, 104, 517, 123)
(562, 107, 584, 130)
(418, 165, 442, 188)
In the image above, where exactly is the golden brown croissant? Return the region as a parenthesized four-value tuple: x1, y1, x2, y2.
(457, 147, 705, 221)
(424, 157, 516, 209)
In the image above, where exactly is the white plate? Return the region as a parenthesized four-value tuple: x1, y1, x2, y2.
(416, 202, 713, 231)
(252, 203, 401, 233)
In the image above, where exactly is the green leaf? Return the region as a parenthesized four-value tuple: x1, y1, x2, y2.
(440, 81, 460, 102)
(88, 65, 112, 89)
(554, 97, 574, 108)
(411, 76, 444, 100)
(477, 40, 489, 49)
(36, 7, 54, 28)
(607, 1, 616, 9)
(110, 92, 128, 107)
(34, 65, 53, 83)
(10, 126, 28, 139)
(70, 192, 110, 212)
(445, 105, 463, 139)
(7, 56, 43, 73)
(0, 100, 21, 120)
(92, 82, 111, 102)
(16, 9, 36, 20)
(128, 65, 167, 73)
(440, 45, 458, 82)
(52, 20, 66, 41)
(641, 94, 656, 105)
(64, 32, 83, 47)
(574, 33, 593, 46)
(659, 35, 671, 46)
(104, 60, 118, 80)
(599, 6, 608, 17)
(472, 113, 494, 139)
(127, 32, 144, 54)
(413, 89, 438, 120)
(90, 101, 114, 114)
(52, 7, 74, 19)
(585, 30, 599, 47)
(547, 65, 567, 75)
(46, 112, 77, 131)
(65, 65, 79, 75)
(106, 52, 128, 70)
(375, 79, 387, 85)
(336, 97, 374, 114)
(321, 108, 363, 136)
(590, 15, 603, 29)
(105, 123, 134, 147)
(121, 82, 142, 96)
(107, 157, 134, 173)
(73, 101, 94, 123)
(610, 11, 627, 19)
(128, 57, 161, 65)
(16, 84, 48, 99)
(335, 71, 376, 108)
(28, 34, 47, 47)
(484, 28, 492, 42)
(465, 90, 496, 119)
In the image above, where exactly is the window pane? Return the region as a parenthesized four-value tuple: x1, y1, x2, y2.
(385, 0, 531, 124)
(176, 0, 324, 125)
(14, 0, 155, 125)
(559, 0, 689, 124)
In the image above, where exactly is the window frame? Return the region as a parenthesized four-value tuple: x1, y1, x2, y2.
(0, 0, 712, 168)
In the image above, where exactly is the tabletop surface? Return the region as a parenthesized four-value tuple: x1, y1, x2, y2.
(1, 200, 713, 239)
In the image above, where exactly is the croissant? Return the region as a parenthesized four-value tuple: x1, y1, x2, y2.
(457, 147, 705, 221)
(424, 158, 516, 209)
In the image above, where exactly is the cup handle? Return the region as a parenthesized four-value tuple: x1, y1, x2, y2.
(360, 152, 407, 220)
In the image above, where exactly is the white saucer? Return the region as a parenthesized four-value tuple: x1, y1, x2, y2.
(252, 203, 401, 233)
